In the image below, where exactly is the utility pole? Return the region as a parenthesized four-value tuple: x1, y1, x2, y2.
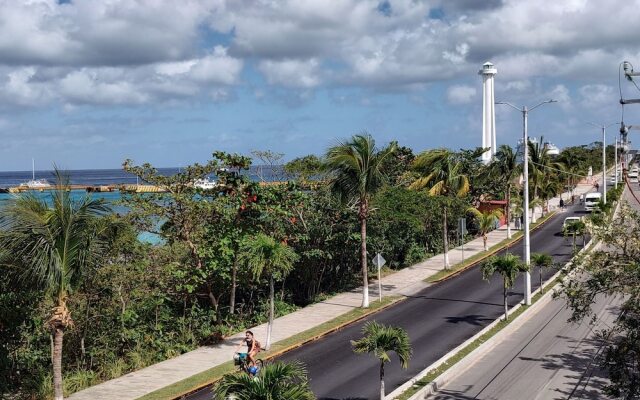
(621, 61, 640, 105)
(497, 100, 556, 306)
(587, 122, 616, 204)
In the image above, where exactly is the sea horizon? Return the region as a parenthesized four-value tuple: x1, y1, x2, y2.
(0, 165, 284, 188)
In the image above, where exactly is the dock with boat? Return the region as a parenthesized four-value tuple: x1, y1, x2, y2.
(0, 184, 168, 194)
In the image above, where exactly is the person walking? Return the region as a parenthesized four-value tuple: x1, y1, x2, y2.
(559, 198, 565, 210)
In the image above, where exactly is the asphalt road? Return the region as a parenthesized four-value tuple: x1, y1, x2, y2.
(187, 201, 591, 400)
(428, 292, 619, 400)
(427, 183, 638, 400)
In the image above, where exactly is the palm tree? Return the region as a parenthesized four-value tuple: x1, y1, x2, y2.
(539, 180, 562, 216)
(213, 361, 315, 400)
(531, 252, 553, 292)
(0, 172, 111, 400)
(468, 208, 504, 251)
(528, 136, 565, 201)
(351, 321, 412, 400)
(325, 134, 396, 308)
(481, 254, 529, 321)
(240, 233, 298, 349)
(410, 149, 470, 269)
(563, 219, 587, 252)
(492, 145, 520, 238)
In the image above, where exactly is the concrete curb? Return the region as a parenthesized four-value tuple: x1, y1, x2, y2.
(387, 236, 598, 400)
(390, 188, 624, 400)
(428, 211, 557, 285)
(163, 296, 405, 400)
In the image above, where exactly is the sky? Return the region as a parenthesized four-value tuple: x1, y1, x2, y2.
(1, 0, 640, 171)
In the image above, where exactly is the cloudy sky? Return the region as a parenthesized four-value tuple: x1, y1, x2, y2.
(1, 0, 640, 170)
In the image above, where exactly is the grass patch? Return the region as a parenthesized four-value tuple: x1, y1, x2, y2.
(137, 295, 401, 400)
(394, 276, 561, 400)
(425, 212, 557, 284)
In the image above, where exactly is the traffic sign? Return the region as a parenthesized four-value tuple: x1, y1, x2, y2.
(373, 253, 386, 268)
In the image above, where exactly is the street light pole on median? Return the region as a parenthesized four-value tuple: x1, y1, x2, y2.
(587, 122, 617, 204)
(615, 137, 618, 189)
(496, 99, 556, 306)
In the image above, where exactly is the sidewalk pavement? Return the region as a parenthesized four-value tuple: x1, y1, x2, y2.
(68, 178, 601, 400)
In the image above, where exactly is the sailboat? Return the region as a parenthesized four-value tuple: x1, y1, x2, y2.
(19, 159, 51, 189)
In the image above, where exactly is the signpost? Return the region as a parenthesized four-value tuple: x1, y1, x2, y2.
(373, 253, 386, 302)
(458, 218, 467, 261)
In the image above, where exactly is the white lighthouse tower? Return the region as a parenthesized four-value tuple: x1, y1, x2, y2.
(479, 62, 497, 164)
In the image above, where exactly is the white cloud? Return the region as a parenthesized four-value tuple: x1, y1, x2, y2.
(447, 84, 477, 104)
(258, 58, 321, 88)
(1, 0, 640, 105)
(579, 84, 616, 109)
(548, 84, 572, 110)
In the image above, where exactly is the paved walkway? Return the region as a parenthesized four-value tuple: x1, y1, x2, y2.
(68, 178, 602, 400)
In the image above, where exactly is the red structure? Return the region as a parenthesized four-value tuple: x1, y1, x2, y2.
(478, 200, 508, 226)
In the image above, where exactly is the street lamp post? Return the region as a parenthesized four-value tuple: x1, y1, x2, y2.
(496, 99, 556, 306)
(587, 122, 617, 204)
(615, 137, 618, 189)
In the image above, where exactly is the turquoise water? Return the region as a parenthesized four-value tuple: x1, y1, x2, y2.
(0, 190, 162, 245)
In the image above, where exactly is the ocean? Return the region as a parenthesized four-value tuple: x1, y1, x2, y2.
(0, 165, 285, 211)
(0, 165, 285, 189)
(0, 166, 284, 244)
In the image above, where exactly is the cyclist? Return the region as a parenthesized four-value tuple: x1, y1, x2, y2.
(234, 330, 261, 368)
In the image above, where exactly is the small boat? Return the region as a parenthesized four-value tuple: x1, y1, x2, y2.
(19, 159, 51, 189)
(194, 177, 217, 190)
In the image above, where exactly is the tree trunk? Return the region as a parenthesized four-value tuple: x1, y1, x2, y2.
(380, 360, 385, 400)
(506, 186, 512, 239)
(360, 205, 370, 308)
(539, 266, 543, 293)
(266, 275, 274, 350)
(483, 235, 488, 251)
(443, 206, 449, 269)
(503, 278, 508, 321)
(207, 285, 220, 320)
(53, 327, 64, 400)
(230, 256, 238, 314)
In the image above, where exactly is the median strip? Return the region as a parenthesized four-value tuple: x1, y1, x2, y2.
(426, 211, 557, 284)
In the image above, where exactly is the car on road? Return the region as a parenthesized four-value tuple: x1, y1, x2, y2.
(584, 192, 602, 212)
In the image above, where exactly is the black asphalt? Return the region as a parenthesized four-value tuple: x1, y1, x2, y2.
(187, 201, 590, 400)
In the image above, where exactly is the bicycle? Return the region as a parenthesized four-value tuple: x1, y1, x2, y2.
(234, 352, 264, 376)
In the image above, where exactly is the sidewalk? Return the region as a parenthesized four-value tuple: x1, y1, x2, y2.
(68, 178, 601, 400)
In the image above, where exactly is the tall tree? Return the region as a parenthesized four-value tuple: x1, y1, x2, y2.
(492, 145, 520, 238)
(239, 233, 298, 349)
(539, 180, 562, 216)
(213, 361, 315, 400)
(530, 252, 553, 292)
(481, 254, 529, 321)
(563, 219, 587, 252)
(351, 321, 412, 400)
(0, 172, 111, 400)
(325, 134, 396, 308)
(468, 208, 503, 251)
(410, 149, 470, 269)
(528, 136, 564, 201)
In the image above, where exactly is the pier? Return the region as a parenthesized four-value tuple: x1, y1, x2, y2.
(0, 184, 168, 194)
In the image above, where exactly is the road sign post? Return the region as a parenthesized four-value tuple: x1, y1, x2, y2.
(373, 253, 386, 302)
(458, 218, 467, 261)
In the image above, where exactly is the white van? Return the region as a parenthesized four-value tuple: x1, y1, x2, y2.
(584, 192, 602, 212)
(629, 171, 639, 183)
